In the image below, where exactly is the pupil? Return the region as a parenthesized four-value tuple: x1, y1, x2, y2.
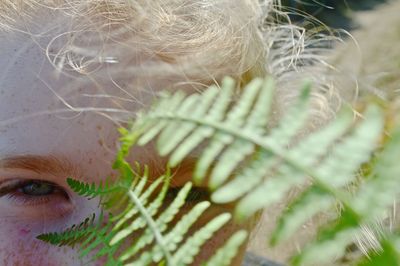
(21, 181, 55, 196)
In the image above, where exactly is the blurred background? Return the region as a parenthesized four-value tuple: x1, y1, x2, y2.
(281, 0, 388, 29)
(247, 0, 400, 264)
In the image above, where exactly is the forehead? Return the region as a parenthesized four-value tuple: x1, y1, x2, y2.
(0, 36, 194, 188)
(0, 33, 53, 119)
(0, 11, 219, 182)
(0, 25, 153, 173)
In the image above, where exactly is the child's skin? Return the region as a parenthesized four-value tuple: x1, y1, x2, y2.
(0, 15, 248, 266)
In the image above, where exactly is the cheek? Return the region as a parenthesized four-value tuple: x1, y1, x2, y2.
(0, 223, 73, 266)
(0, 199, 103, 266)
(0, 221, 107, 266)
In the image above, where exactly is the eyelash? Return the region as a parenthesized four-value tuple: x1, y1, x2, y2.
(0, 179, 69, 206)
(0, 178, 208, 209)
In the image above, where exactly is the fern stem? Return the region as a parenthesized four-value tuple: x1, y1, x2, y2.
(127, 190, 173, 265)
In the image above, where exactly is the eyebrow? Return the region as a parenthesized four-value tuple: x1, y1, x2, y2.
(0, 155, 77, 177)
(0, 154, 208, 189)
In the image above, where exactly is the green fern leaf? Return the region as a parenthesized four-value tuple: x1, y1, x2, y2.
(209, 139, 255, 189)
(243, 78, 275, 132)
(167, 87, 219, 167)
(39, 157, 237, 266)
(235, 163, 303, 220)
(208, 78, 275, 190)
(66, 177, 118, 198)
(205, 77, 235, 122)
(203, 230, 248, 266)
(37, 213, 96, 247)
(155, 201, 211, 258)
(270, 185, 334, 245)
(79, 220, 116, 259)
(39, 74, 397, 266)
(292, 208, 361, 265)
(194, 132, 234, 185)
(353, 125, 400, 219)
(290, 114, 398, 265)
(169, 125, 214, 168)
(113, 174, 152, 224)
(137, 91, 186, 146)
(171, 81, 232, 176)
(279, 107, 382, 260)
(236, 105, 382, 219)
(314, 105, 383, 186)
(357, 238, 400, 266)
(213, 101, 351, 205)
(265, 81, 311, 149)
(171, 213, 232, 265)
(118, 182, 193, 261)
(157, 94, 200, 156)
(112, 173, 164, 226)
(110, 174, 170, 246)
(210, 150, 273, 203)
(131, 201, 212, 266)
(224, 77, 263, 128)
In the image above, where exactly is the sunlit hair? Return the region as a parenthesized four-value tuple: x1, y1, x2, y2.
(0, 0, 342, 128)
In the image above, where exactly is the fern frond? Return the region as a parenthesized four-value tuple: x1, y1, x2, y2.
(38, 157, 241, 266)
(66, 177, 119, 198)
(126, 201, 212, 266)
(358, 238, 400, 266)
(117, 182, 193, 261)
(109, 174, 171, 247)
(121, 75, 400, 265)
(38, 74, 400, 266)
(269, 106, 383, 244)
(289, 115, 400, 265)
(137, 91, 186, 147)
(203, 230, 248, 266)
(171, 213, 232, 265)
(125, 76, 313, 207)
(153, 201, 211, 259)
(111, 173, 164, 227)
(79, 216, 117, 259)
(37, 213, 97, 247)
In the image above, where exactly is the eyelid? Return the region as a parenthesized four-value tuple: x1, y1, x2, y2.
(0, 178, 70, 205)
(0, 179, 24, 197)
(0, 178, 64, 194)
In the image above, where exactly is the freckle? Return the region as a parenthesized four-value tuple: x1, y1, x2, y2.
(98, 139, 104, 146)
(96, 125, 102, 131)
(18, 228, 31, 236)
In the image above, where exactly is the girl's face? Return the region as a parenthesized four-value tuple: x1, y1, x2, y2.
(0, 24, 247, 266)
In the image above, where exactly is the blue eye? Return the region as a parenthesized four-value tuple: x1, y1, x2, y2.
(0, 179, 69, 206)
(19, 181, 55, 196)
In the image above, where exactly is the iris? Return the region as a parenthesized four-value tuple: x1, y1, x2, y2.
(19, 181, 55, 196)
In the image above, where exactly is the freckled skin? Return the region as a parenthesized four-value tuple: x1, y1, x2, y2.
(18, 228, 31, 236)
(0, 17, 251, 266)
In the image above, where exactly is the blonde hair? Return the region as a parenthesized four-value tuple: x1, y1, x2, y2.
(0, 0, 341, 127)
